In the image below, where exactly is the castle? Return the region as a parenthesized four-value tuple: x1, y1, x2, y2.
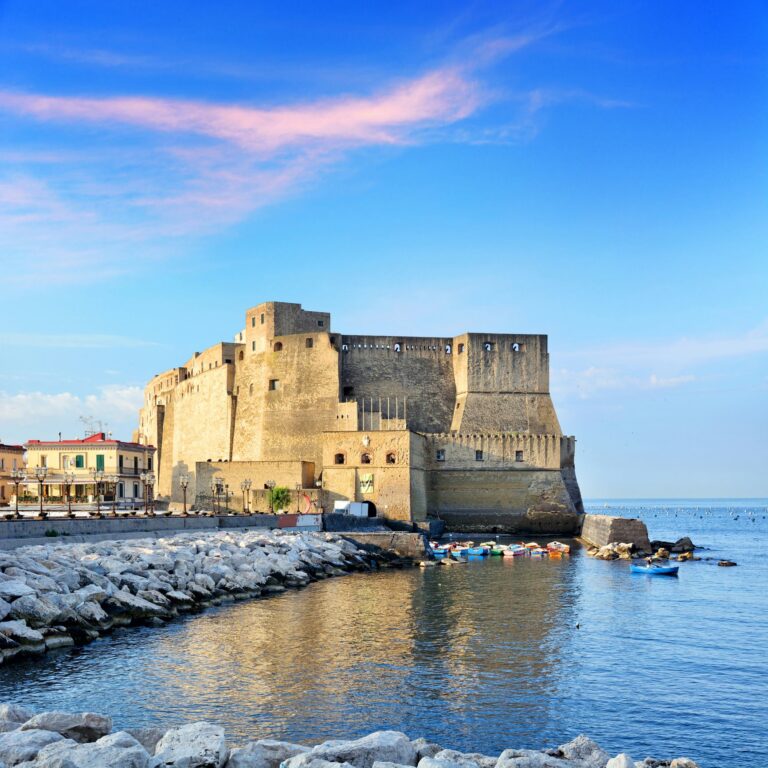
(135, 302, 582, 532)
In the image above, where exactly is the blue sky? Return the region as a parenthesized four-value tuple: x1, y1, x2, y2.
(0, 0, 766, 497)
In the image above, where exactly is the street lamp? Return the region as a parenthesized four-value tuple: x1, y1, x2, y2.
(140, 471, 155, 516)
(91, 469, 104, 518)
(63, 471, 76, 519)
(213, 477, 224, 515)
(265, 480, 275, 514)
(9, 468, 26, 520)
(295, 482, 302, 514)
(179, 474, 190, 516)
(240, 478, 252, 514)
(34, 466, 48, 520)
(106, 474, 118, 517)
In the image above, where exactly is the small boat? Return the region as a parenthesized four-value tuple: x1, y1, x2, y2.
(524, 542, 540, 550)
(547, 541, 571, 554)
(432, 547, 449, 558)
(489, 547, 505, 556)
(530, 548, 548, 557)
(503, 545, 527, 557)
(630, 564, 679, 576)
(465, 546, 490, 556)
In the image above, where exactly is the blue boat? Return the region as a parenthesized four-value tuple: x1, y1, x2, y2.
(432, 547, 449, 558)
(465, 546, 489, 556)
(630, 564, 679, 576)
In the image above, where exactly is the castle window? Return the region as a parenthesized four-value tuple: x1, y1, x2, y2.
(251, 316, 256, 327)
(306, 338, 313, 348)
(475, 450, 484, 462)
(274, 341, 283, 352)
(445, 344, 452, 354)
(483, 342, 494, 352)
(252, 341, 256, 351)
(225, 359, 231, 364)
(394, 343, 402, 353)
(458, 343, 464, 354)
(386, 452, 396, 464)
(239, 351, 244, 361)
(361, 453, 372, 464)
(512, 343, 520, 352)
(334, 453, 345, 465)
(515, 450, 524, 462)
(342, 344, 349, 352)
(269, 379, 280, 391)
(261, 313, 265, 324)
(343, 385, 354, 398)
(249, 383, 254, 395)
(318, 319, 324, 327)
(436, 449, 446, 462)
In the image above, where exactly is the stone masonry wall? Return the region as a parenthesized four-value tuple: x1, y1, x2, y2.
(580, 514, 652, 552)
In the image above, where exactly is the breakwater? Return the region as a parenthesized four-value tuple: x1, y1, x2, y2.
(0, 529, 406, 665)
(0, 705, 699, 767)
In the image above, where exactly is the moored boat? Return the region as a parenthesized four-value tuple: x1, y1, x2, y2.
(465, 546, 490, 556)
(547, 541, 571, 554)
(630, 564, 679, 576)
(503, 545, 527, 557)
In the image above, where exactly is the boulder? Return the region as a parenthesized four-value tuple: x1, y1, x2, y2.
(671, 537, 695, 553)
(0, 706, 34, 725)
(654, 549, 670, 560)
(287, 732, 417, 768)
(22, 730, 151, 768)
(606, 755, 633, 768)
(0, 728, 66, 766)
(417, 758, 468, 768)
(0, 599, 11, 622)
(20, 711, 112, 743)
(411, 740, 442, 761)
(0, 622, 45, 653)
(125, 727, 166, 754)
(434, 749, 497, 768)
(669, 760, 699, 768)
(8, 596, 62, 628)
(153, 721, 228, 767)
(495, 750, 566, 768)
(0, 582, 35, 601)
(226, 739, 310, 768)
(557, 735, 609, 768)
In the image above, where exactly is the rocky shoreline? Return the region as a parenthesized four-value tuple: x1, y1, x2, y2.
(0, 705, 699, 768)
(0, 530, 403, 665)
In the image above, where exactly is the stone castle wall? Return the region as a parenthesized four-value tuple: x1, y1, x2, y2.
(136, 301, 582, 530)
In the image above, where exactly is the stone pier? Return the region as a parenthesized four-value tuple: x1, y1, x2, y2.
(579, 514, 651, 552)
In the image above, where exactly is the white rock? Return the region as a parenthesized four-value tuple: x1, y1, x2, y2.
(434, 749, 497, 768)
(8, 596, 62, 628)
(0, 582, 35, 601)
(410, 740, 442, 761)
(0, 707, 34, 725)
(0, 599, 11, 622)
(557, 735, 610, 768)
(418, 758, 468, 768)
(226, 739, 309, 768)
(606, 756, 634, 768)
(20, 712, 112, 743)
(153, 721, 228, 767)
(22, 730, 150, 768)
(0, 728, 66, 766)
(496, 750, 566, 768)
(669, 760, 699, 768)
(125, 727, 166, 755)
(287, 733, 417, 768)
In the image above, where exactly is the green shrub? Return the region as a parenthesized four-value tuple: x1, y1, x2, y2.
(268, 486, 292, 512)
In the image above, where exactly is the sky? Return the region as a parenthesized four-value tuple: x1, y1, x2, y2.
(0, 0, 766, 498)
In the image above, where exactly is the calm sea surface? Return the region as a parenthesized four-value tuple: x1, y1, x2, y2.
(1, 500, 767, 767)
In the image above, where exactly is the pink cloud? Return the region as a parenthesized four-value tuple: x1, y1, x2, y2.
(0, 68, 482, 153)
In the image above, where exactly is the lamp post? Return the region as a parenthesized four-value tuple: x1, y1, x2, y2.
(35, 466, 48, 520)
(209, 479, 218, 515)
(265, 480, 275, 514)
(140, 471, 155, 516)
(179, 474, 190, 516)
(106, 474, 118, 517)
(91, 469, 104, 518)
(295, 482, 302, 514)
(63, 471, 76, 519)
(10, 468, 26, 520)
(240, 478, 252, 514)
(213, 477, 224, 515)
(224, 483, 230, 514)
(146, 472, 155, 515)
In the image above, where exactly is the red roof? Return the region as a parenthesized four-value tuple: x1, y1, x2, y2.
(0, 444, 25, 452)
(25, 432, 155, 450)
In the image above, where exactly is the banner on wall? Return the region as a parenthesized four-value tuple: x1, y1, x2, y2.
(360, 473, 374, 493)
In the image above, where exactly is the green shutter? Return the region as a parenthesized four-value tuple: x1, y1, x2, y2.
(75, 455, 84, 468)
(96, 454, 105, 471)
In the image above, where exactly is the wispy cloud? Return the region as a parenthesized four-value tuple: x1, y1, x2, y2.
(553, 322, 768, 399)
